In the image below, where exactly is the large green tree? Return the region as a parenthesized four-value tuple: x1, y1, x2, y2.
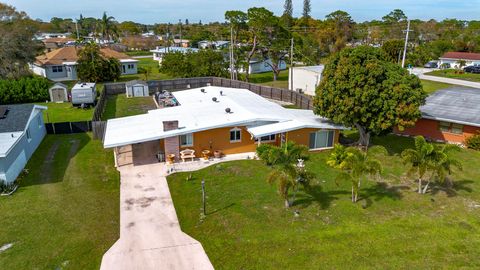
(160, 49, 228, 78)
(314, 46, 426, 146)
(77, 43, 121, 82)
(0, 3, 42, 79)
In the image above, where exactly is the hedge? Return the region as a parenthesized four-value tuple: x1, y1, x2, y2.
(0, 77, 50, 105)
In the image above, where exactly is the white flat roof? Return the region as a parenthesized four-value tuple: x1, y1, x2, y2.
(103, 86, 343, 148)
(150, 47, 199, 54)
(120, 59, 138, 63)
(0, 132, 23, 158)
(73, 82, 96, 89)
(293, 65, 324, 73)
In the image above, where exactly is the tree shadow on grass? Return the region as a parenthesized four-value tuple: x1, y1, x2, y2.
(430, 179, 474, 197)
(359, 182, 408, 208)
(291, 184, 350, 210)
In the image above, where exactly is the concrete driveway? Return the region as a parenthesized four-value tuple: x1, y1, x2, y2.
(410, 67, 480, 89)
(100, 162, 213, 270)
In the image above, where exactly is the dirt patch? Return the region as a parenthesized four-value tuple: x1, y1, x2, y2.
(40, 141, 60, 182)
(67, 139, 80, 159)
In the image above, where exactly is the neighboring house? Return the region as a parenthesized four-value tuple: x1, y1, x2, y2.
(31, 47, 138, 81)
(104, 86, 345, 164)
(438, 52, 480, 68)
(395, 86, 480, 144)
(49, 82, 69, 102)
(125, 80, 149, 97)
(0, 104, 47, 183)
(198, 40, 229, 50)
(240, 59, 287, 74)
(35, 32, 71, 40)
(150, 46, 199, 64)
(288, 65, 324, 96)
(43, 37, 76, 51)
(172, 39, 190, 48)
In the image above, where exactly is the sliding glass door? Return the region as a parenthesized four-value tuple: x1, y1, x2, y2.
(309, 130, 335, 150)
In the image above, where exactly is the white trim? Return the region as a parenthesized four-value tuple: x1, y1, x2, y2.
(229, 127, 242, 143)
(422, 115, 480, 128)
(309, 146, 334, 151)
(179, 133, 194, 147)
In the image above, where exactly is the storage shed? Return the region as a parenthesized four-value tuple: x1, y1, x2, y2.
(71, 82, 96, 107)
(49, 82, 68, 102)
(126, 80, 149, 97)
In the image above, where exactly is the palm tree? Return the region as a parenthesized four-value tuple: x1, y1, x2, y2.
(430, 144, 463, 191)
(98, 12, 117, 41)
(327, 145, 382, 203)
(401, 136, 436, 194)
(257, 141, 312, 208)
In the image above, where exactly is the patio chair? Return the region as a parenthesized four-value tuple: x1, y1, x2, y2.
(180, 149, 195, 162)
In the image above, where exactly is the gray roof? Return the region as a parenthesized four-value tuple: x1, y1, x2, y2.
(421, 86, 480, 127)
(49, 82, 68, 89)
(0, 104, 35, 133)
(125, 80, 148, 87)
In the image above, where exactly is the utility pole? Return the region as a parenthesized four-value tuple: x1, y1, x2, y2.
(179, 19, 182, 48)
(401, 20, 412, 68)
(290, 37, 294, 91)
(75, 20, 80, 40)
(230, 26, 235, 80)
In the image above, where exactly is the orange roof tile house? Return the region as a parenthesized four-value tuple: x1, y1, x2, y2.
(396, 87, 480, 144)
(30, 47, 138, 81)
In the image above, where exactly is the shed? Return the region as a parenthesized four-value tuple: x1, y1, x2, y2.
(49, 82, 68, 102)
(126, 80, 149, 97)
(288, 65, 324, 96)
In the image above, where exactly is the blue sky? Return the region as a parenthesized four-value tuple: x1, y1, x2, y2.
(4, 0, 480, 24)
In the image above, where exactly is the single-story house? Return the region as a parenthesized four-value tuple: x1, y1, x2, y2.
(239, 59, 287, 74)
(104, 86, 345, 165)
(198, 40, 229, 50)
(0, 104, 47, 183)
(49, 82, 69, 102)
(125, 80, 149, 97)
(150, 46, 199, 64)
(172, 39, 190, 48)
(43, 37, 76, 51)
(31, 47, 138, 81)
(395, 86, 480, 144)
(438, 52, 480, 69)
(288, 65, 324, 96)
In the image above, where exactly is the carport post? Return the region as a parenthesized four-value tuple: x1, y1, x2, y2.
(114, 147, 118, 168)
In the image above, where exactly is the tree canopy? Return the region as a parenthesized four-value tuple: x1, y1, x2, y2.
(76, 43, 121, 82)
(314, 46, 427, 146)
(160, 49, 228, 78)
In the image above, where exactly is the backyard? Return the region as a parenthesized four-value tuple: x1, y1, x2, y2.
(120, 58, 173, 82)
(36, 102, 94, 123)
(426, 69, 480, 82)
(168, 134, 480, 269)
(102, 94, 157, 120)
(0, 134, 120, 270)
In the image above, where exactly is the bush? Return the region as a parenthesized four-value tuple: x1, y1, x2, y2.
(0, 76, 50, 104)
(466, 133, 480, 151)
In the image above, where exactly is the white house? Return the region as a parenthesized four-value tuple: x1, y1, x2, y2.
(288, 65, 324, 96)
(150, 46, 199, 64)
(239, 59, 287, 74)
(438, 52, 480, 68)
(31, 47, 138, 81)
(198, 40, 229, 50)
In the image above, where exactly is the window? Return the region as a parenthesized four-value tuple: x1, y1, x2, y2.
(26, 128, 31, 140)
(230, 128, 241, 143)
(254, 134, 276, 143)
(37, 116, 42, 128)
(128, 64, 135, 69)
(439, 121, 463, 134)
(52, 66, 63, 73)
(180, 133, 193, 147)
(309, 130, 335, 150)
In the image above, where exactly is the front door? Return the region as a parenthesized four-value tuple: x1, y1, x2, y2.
(52, 88, 65, 101)
(133, 86, 144, 97)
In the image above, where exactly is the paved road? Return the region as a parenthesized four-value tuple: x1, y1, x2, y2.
(410, 67, 480, 89)
(100, 163, 214, 270)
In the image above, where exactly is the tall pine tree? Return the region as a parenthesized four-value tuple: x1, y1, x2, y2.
(303, 0, 311, 18)
(283, 0, 293, 27)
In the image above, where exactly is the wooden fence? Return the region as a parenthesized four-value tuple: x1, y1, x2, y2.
(45, 121, 92, 134)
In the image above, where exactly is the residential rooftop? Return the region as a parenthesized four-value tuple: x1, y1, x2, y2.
(421, 86, 480, 127)
(35, 47, 134, 66)
(440, 52, 480, 61)
(104, 86, 344, 148)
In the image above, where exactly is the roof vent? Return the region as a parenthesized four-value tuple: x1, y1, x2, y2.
(225, 108, 232, 114)
(220, 90, 223, 96)
(201, 88, 206, 93)
(212, 97, 218, 102)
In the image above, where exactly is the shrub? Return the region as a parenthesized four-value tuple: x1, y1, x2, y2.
(0, 76, 50, 104)
(466, 133, 480, 151)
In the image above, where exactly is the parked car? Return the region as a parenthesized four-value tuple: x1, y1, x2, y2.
(424, 61, 439, 68)
(464, 65, 480, 74)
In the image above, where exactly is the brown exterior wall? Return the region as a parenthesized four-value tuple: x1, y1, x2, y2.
(395, 118, 480, 144)
(178, 126, 340, 157)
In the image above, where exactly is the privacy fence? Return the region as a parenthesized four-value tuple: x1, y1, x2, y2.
(45, 121, 92, 135)
(87, 77, 314, 141)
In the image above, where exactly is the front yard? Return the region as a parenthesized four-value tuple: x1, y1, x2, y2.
(426, 69, 480, 82)
(0, 134, 120, 270)
(168, 134, 480, 269)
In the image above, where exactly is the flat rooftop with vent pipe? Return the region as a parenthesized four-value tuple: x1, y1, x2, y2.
(201, 88, 206, 93)
(225, 107, 232, 114)
(212, 97, 219, 102)
(220, 90, 223, 96)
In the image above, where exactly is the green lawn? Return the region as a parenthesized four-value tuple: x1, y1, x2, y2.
(36, 102, 94, 123)
(125, 50, 152, 56)
(420, 79, 453, 94)
(426, 69, 480, 82)
(0, 134, 120, 270)
(168, 134, 480, 269)
(250, 70, 289, 88)
(120, 58, 174, 81)
(102, 93, 157, 120)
